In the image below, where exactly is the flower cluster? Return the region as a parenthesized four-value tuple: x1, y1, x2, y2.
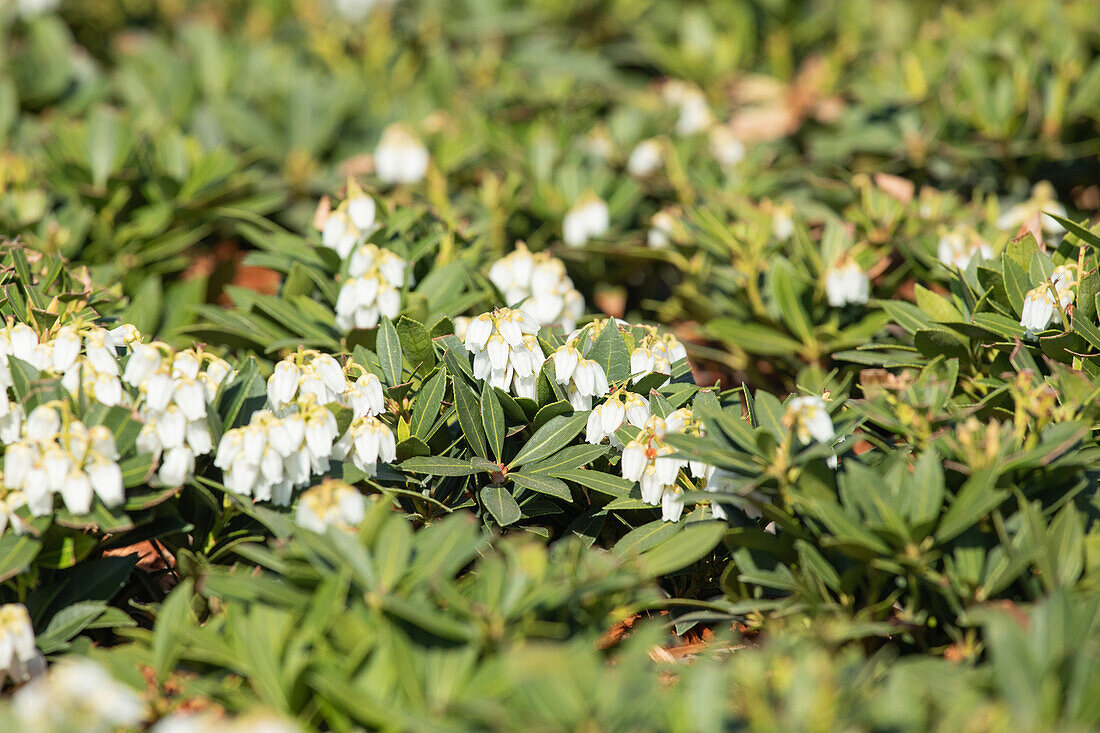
(1020, 264, 1077, 334)
(488, 243, 586, 331)
(4, 406, 123, 516)
(783, 396, 835, 446)
(215, 402, 339, 505)
(629, 328, 688, 383)
(647, 207, 682, 249)
(0, 321, 135, 410)
(825, 256, 870, 307)
(321, 185, 378, 259)
(374, 123, 430, 185)
(12, 658, 145, 733)
(627, 138, 663, 177)
(550, 342, 610, 410)
(0, 604, 44, 684)
(662, 80, 713, 137)
(266, 352, 349, 410)
(335, 243, 407, 331)
(621, 415, 688, 522)
(295, 478, 366, 533)
(462, 308, 543, 399)
(129, 346, 232, 488)
(586, 388, 649, 445)
(562, 193, 610, 248)
(333, 415, 397, 476)
(937, 229, 993, 270)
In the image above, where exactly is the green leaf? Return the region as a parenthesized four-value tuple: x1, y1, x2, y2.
(377, 316, 403, 386)
(1001, 254, 1030, 316)
(480, 486, 521, 526)
(532, 400, 573, 430)
(396, 316, 436, 370)
(509, 472, 571, 501)
(452, 376, 488, 459)
(410, 367, 447, 440)
(936, 469, 1004, 543)
(587, 321, 631, 384)
(914, 284, 963, 323)
(0, 533, 42, 583)
(555, 468, 633, 497)
(400, 457, 478, 476)
(217, 357, 266, 430)
(153, 578, 194, 683)
(1047, 214, 1100, 252)
(480, 384, 505, 461)
(708, 319, 803, 356)
(771, 263, 814, 342)
(525, 444, 609, 475)
(508, 412, 589, 469)
(637, 520, 727, 576)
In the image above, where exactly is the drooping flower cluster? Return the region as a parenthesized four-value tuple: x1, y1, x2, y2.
(550, 342, 610, 410)
(783, 395, 835, 446)
(708, 124, 745, 167)
(215, 402, 339, 505)
(295, 478, 366, 533)
(128, 345, 232, 488)
(563, 193, 610, 248)
(937, 229, 993, 270)
(586, 388, 650, 445)
(825, 256, 870, 307)
(333, 415, 397, 476)
(662, 80, 714, 137)
(335, 243, 408, 332)
(266, 352, 349, 410)
(462, 308, 544, 399)
(488, 243, 586, 331)
(997, 180, 1066, 241)
(12, 658, 145, 733)
(647, 207, 684, 249)
(621, 415, 689, 522)
(0, 603, 44, 684)
(0, 321, 135, 411)
(4, 406, 123, 516)
(321, 185, 378, 259)
(1020, 265, 1077, 334)
(374, 123, 430, 185)
(629, 328, 688, 383)
(627, 138, 663, 177)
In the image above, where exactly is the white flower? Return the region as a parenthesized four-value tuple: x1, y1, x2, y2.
(320, 184, 382, 259)
(586, 390, 649, 445)
(0, 401, 25, 444)
(997, 181, 1067, 240)
(295, 479, 366, 533)
(647, 208, 679, 249)
(1019, 266, 1076, 334)
(17, 0, 61, 18)
(0, 604, 44, 685)
(621, 416, 688, 522)
(629, 330, 687, 384)
(13, 658, 145, 733)
(551, 344, 609, 410)
(562, 194, 609, 248)
(153, 711, 304, 733)
(375, 123, 430, 185)
(335, 245, 407, 332)
(708, 125, 745, 167)
(488, 243, 587, 331)
(463, 308, 544, 397)
(626, 138, 663, 177)
(334, 415, 396, 476)
(784, 396, 835, 445)
(937, 230, 993, 270)
(663, 81, 713, 136)
(345, 372, 386, 418)
(825, 257, 870, 307)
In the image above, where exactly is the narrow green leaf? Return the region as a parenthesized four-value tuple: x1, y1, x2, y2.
(480, 486, 521, 526)
(481, 383, 505, 461)
(377, 316, 403, 386)
(508, 412, 589, 468)
(510, 472, 571, 501)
